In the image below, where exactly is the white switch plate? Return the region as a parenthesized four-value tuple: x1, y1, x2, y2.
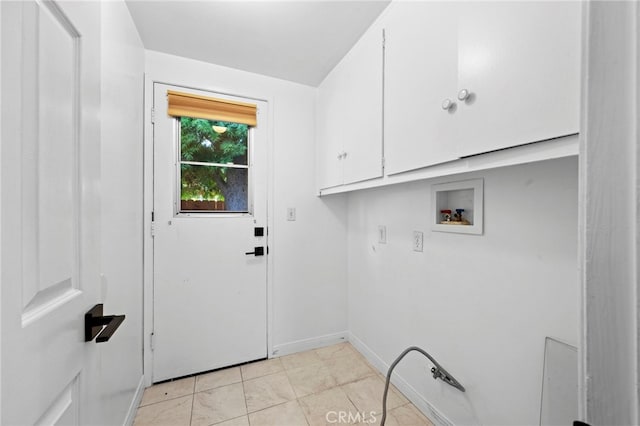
(413, 231, 424, 252)
(378, 226, 387, 244)
(287, 208, 296, 221)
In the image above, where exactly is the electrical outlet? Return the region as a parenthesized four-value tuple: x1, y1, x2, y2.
(413, 231, 424, 252)
(378, 225, 387, 244)
(287, 207, 296, 221)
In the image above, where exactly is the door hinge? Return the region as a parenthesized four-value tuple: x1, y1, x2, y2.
(150, 211, 155, 237)
(382, 28, 386, 49)
(150, 332, 155, 351)
(151, 108, 155, 124)
(382, 157, 386, 170)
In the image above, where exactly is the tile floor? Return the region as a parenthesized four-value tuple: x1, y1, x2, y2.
(134, 342, 434, 426)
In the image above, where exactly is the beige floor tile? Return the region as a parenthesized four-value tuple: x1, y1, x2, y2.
(196, 366, 242, 392)
(132, 347, 435, 426)
(243, 371, 297, 413)
(286, 363, 337, 398)
(139, 377, 195, 406)
(133, 395, 192, 426)
(280, 350, 323, 370)
(314, 342, 358, 361)
(299, 387, 360, 426)
(341, 376, 406, 415)
(191, 382, 247, 426)
(383, 404, 434, 426)
(248, 400, 309, 426)
(213, 415, 250, 426)
(324, 353, 375, 385)
(241, 358, 284, 380)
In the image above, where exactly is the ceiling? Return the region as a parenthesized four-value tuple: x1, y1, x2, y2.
(125, 0, 391, 86)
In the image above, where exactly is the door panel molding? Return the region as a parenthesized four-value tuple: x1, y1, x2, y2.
(22, 283, 80, 327)
(34, 375, 79, 426)
(20, 0, 82, 314)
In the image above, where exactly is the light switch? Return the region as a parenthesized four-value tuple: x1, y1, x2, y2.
(287, 208, 296, 221)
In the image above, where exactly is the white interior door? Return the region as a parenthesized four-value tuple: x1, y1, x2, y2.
(153, 84, 268, 382)
(1, 1, 103, 424)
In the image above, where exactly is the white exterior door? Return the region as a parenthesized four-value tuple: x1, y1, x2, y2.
(152, 84, 268, 382)
(1, 1, 104, 424)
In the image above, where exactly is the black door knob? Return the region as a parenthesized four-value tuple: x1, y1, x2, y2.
(85, 304, 125, 343)
(245, 247, 264, 256)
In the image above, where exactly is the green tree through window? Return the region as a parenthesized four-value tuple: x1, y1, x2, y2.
(180, 117, 249, 211)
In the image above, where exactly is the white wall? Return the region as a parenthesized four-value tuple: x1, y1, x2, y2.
(144, 51, 349, 362)
(0, 2, 3, 421)
(347, 157, 578, 425)
(579, 2, 639, 423)
(99, 2, 145, 424)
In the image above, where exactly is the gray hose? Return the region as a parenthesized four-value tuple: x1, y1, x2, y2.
(380, 346, 465, 425)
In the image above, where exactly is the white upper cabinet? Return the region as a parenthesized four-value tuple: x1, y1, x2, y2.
(317, 67, 346, 189)
(316, 23, 384, 190)
(383, 1, 580, 176)
(317, 1, 580, 192)
(384, 1, 460, 175)
(456, 1, 581, 157)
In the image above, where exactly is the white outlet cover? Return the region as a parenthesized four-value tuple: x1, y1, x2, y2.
(378, 225, 387, 244)
(413, 231, 424, 252)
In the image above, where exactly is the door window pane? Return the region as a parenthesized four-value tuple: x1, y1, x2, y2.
(180, 117, 248, 165)
(179, 117, 249, 213)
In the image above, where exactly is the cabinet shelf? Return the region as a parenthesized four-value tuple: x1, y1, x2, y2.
(318, 133, 578, 197)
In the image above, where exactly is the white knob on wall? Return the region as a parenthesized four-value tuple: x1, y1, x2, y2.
(441, 99, 454, 110)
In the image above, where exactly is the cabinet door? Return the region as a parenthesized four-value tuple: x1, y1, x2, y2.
(456, 1, 581, 157)
(317, 66, 345, 190)
(340, 23, 384, 185)
(384, 1, 459, 175)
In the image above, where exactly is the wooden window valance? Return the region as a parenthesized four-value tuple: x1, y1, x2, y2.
(167, 90, 257, 126)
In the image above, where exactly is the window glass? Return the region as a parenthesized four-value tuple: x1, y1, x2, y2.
(179, 117, 249, 212)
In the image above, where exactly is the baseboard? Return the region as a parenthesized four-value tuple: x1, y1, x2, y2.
(348, 333, 455, 426)
(123, 375, 145, 426)
(271, 331, 348, 357)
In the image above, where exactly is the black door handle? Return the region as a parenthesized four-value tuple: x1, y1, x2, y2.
(85, 304, 126, 343)
(245, 247, 264, 256)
